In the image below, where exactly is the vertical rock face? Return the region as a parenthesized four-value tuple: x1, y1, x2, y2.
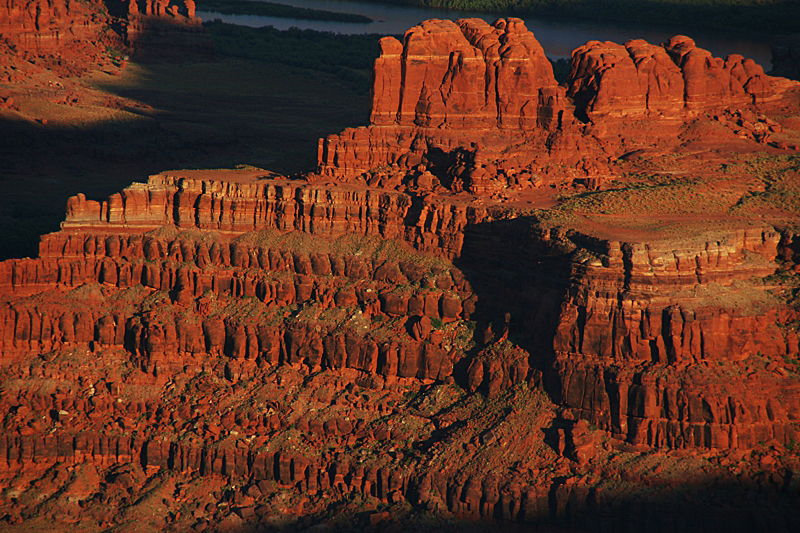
(370, 18, 562, 131)
(319, 19, 797, 187)
(567, 39, 685, 119)
(567, 35, 784, 121)
(0, 0, 211, 69)
(57, 172, 480, 259)
(461, 220, 800, 452)
(0, 0, 109, 58)
(664, 36, 777, 108)
(319, 18, 578, 186)
(2, 170, 799, 456)
(2, 17, 800, 531)
(370, 36, 404, 126)
(543, 229, 800, 449)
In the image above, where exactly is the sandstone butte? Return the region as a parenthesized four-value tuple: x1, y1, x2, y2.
(318, 18, 798, 193)
(2, 14, 800, 533)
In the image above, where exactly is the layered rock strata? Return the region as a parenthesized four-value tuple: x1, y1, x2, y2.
(461, 220, 800, 451)
(57, 172, 491, 258)
(547, 230, 800, 449)
(0, 0, 111, 68)
(0, 0, 210, 71)
(2, 171, 798, 455)
(318, 18, 796, 190)
(1, 172, 799, 532)
(1, 17, 800, 532)
(4, 370, 794, 532)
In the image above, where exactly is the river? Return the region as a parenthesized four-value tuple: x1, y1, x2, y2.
(197, 0, 773, 68)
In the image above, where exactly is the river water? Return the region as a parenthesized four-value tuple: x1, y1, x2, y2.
(198, 0, 772, 67)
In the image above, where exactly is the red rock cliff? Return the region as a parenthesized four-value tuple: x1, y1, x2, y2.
(0, 0, 210, 70)
(3, 17, 800, 533)
(318, 18, 797, 190)
(370, 18, 563, 130)
(2, 170, 798, 453)
(0, 0, 110, 63)
(0, 171, 799, 532)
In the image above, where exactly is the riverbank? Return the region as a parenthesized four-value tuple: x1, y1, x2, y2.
(197, 0, 774, 67)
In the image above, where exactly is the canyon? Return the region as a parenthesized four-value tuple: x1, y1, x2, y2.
(1, 8, 800, 533)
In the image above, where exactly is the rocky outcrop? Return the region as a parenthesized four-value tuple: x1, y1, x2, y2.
(2, 171, 798, 453)
(567, 36, 786, 121)
(461, 222, 800, 451)
(318, 18, 797, 190)
(370, 18, 563, 131)
(318, 18, 582, 190)
(0, 0, 210, 72)
(123, 0, 212, 60)
(0, 357, 796, 532)
(0, 162, 799, 533)
(57, 171, 504, 259)
(552, 228, 786, 361)
(567, 38, 685, 120)
(2, 18, 800, 533)
(0, 0, 111, 71)
(1, 426, 795, 533)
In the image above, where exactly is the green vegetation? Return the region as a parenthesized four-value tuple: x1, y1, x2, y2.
(203, 21, 382, 93)
(729, 155, 800, 228)
(197, 0, 373, 22)
(372, 0, 800, 34)
(553, 175, 704, 216)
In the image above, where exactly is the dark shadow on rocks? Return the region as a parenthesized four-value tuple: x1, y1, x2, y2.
(451, 215, 574, 390)
(186, 472, 799, 532)
(0, 27, 373, 260)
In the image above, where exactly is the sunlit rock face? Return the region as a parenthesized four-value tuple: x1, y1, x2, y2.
(0, 0, 210, 71)
(1, 13, 800, 533)
(3, 171, 799, 455)
(318, 18, 797, 192)
(0, 0, 110, 69)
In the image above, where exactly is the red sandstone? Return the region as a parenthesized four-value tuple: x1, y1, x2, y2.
(1, 13, 800, 533)
(319, 18, 797, 193)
